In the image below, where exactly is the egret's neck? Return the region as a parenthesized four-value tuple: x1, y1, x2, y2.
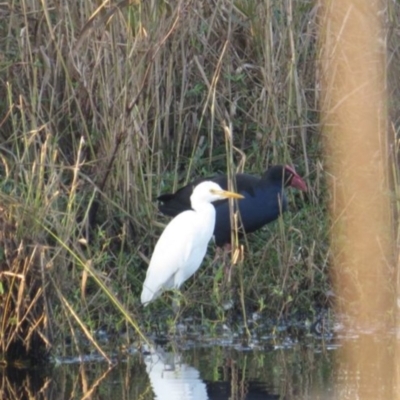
(191, 200, 216, 215)
(191, 201, 216, 239)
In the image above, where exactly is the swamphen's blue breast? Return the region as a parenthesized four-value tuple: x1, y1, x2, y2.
(157, 165, 307, 247)
(212, 179, 288, 246)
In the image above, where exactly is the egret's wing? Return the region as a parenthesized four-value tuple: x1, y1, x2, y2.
(141, 211, 198, 303)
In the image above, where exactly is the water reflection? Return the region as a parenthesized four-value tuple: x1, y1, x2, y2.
(144, 348, 208, 399)
(1, 337, 337, 399)
(0, 343, 335, 400)
(143, 347, 282, 400)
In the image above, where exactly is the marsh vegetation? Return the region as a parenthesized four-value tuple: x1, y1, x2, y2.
(0, 0, 399, 369)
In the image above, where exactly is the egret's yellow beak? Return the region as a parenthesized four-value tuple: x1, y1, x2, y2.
(211, 189, 244, 199)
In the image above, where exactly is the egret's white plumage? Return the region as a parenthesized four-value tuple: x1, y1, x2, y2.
(141, 181, 243, 305)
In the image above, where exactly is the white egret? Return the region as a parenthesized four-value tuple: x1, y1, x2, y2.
(141, 181, 244, 305)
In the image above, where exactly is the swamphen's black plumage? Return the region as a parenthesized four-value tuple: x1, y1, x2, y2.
(157, 165, 307, 247)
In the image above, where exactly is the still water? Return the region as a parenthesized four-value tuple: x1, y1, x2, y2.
(2, 321, 398, 399)
(4, 344, 335, 399)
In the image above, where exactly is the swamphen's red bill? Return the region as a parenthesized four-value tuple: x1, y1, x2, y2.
(285, 165, 308, 192)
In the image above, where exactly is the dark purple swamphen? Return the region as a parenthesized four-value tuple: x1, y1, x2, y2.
(157, 165, 307, 247)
